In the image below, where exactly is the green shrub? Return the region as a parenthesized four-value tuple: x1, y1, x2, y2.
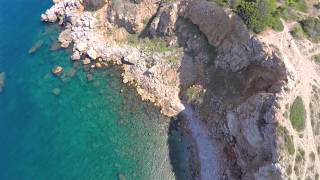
(278, 6, 299, 20)
(185, 85, 204, 104)
(300, 17, 320, 43)
(287, 0, 308, 12)
(290, 24, 305, 39)
(312, 53, 320, 63)
(290, 96, 306, 131)
(236, 0, 282, 33)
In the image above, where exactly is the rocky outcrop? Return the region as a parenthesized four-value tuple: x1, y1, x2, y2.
(41, 0, 83, 24)
(182, 0, 287, 76)
(177, 1, 290, 179)
(107, 0, 159, 33)
(41, 0, 294, 179)
(83, 0, 106, 10)
(148, 2, 179, 37)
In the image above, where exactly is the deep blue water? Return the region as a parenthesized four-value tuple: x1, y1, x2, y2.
(0, 1, 193, 179)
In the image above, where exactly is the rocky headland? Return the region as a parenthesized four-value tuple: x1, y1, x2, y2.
(41, 0, 320, 179)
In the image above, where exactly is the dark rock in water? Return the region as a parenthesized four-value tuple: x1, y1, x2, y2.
(0, 72, 5, 93)
(117, 173, 126, 180)
(83, 65, 90, 72)
(28, 40, 44, 54)
(66, 68, 77, 77)
(49, 41, 62, 51)
(52, 88, 61, 96)
(86, 73, 94, 82)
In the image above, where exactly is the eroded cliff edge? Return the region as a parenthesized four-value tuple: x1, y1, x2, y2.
(41, 0, 300, 179)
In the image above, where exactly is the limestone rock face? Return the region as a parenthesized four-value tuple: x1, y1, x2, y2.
(41, 0, 83, 24)
(227, 93, 280, 179)
(83, 0, 106, 10)
(182, 0, 287, 75)
(148, 2, 179, 37)
(58, 29, 73, 48)
(107, 0, 159, 33)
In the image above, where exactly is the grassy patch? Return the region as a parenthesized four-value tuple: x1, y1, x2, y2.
(290, 24, 305, 39)
(235, 0, 283, 33)
(277, 125, 295, 155)
(312, 53, 320, 63)
(185, 85, 205, 105)
(309, 152, 315, 161)
(295, 148, 305, 163)
(286, 165, 293, 175)
(300, 17, 320, 43)
(290, 96, 306, 131)
(287, 0, 308, 12)
(127, 35, 171, 53)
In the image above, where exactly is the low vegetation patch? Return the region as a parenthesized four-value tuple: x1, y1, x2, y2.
(127, 35, 171, 52)
(290, 24, 305, 39)
(295, 148, 305, 163)
(300, 17, 320, 43)
(290, 96, 306, 131)
(277, 125, 295, 155)
(235, 0, 283, 33)
(312, 53, 320, 63)
(185, 85, 205, 105)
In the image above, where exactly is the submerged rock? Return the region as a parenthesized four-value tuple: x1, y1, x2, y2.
(86, 73, 93, 81)
(52, 66, 64, 76)
(52, 88, 61, 96)
(117, 173, 126, 180)
(66, 68, 77, 77)
(0, 72, 6, 93)
(28, 40, 44, 54)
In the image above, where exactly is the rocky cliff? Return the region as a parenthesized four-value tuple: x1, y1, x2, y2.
(41, 0, 314, 179)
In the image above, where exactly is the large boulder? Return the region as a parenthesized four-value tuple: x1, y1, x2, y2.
(58, 29, 73, 48)
(148, 2, 179, 37)
(227, 93, 280, 179)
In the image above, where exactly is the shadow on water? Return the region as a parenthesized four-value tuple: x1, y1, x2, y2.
(167, 117, 196, 180)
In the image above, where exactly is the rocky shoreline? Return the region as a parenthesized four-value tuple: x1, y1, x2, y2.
(41, 0, 295, 179)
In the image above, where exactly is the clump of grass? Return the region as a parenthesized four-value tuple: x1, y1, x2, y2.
(295, 148, 305, 163)
(278, 6, 299, 21)
(142, 38, 171, 52)
(185, 85, 205, 105)
(287, 0, 308, 12)
(166, 55, 179, 66)
(309, 152, 315, 161)
(300, 17, 320, 43)
(277, 125, 295, 155)
(286, 165, 293, 175)
(312, 54, 320, 63)
(290, 96, 306, 131)
(290, 24, 305, 39)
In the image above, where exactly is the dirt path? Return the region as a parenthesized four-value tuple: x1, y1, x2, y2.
(260, 20, 320, 179)
(181, 105, 225, 180)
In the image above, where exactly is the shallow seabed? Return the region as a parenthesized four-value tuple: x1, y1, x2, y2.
(0, 0, 193, 179)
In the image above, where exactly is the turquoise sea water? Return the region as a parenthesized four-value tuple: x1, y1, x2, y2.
(0, 1, 193, 179)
